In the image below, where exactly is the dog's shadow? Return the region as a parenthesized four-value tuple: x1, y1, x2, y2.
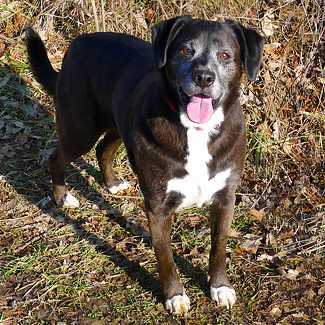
(0, 64, 208, 304)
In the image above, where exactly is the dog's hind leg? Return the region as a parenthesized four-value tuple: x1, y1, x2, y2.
(49, 149, 78, 208)
(49, 135, 99, 208)
(96, 130, 129, 194)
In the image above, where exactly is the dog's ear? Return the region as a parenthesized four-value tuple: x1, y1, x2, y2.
(227, 20, 264, 81)
(152, 16, 192, 68)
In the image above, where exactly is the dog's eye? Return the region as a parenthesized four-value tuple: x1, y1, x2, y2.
(219, 52, 230, 61)
(180, 47, 192, 57)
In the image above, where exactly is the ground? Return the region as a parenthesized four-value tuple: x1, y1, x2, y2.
(0, 1, 324, 324)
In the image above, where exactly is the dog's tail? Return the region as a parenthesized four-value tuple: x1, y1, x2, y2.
(24, 27, 58, 95)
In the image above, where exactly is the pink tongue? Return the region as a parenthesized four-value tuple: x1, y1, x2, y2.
(186, 96, 213, 123)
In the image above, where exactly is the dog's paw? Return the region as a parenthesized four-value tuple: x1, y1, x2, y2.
(210, 285, 236, 309)
(62, 192, 80, 208)
(108, 181, 130, 194)
(165, 293, 190, 316)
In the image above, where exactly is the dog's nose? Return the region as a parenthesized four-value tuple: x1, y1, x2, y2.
(192, 70, 215, 88)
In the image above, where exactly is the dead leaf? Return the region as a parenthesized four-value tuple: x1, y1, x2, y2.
(262, 12, 278, 37)
(126, 217, 150, 239)
(282, 197, 292, 208)
(248, 208, 265, 221)
(318, 284, 325, 296)
(278, 268, 300, 280)
(0, 40, 6, 57)
(190, 246, 198, 256)
(15, 133, 28, 145)
(229, 228, 242, 238)
(305, 289, 316, 299)
(270, 306, 282, 319)
(257, 253, 276, 262)
(121, 202, 136, 215)
(145, 8, 156, 23)
(134, 12, 147, 30)
(238, 235, 262, 254)
(266, 232, 277, 247)
(185, 215, 203, 226)
(273, 120, 281, 141)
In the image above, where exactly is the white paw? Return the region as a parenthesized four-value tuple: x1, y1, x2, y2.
(165, 293, 190, 316)
(210, 286, 236, 309)
(62, 192, 80, 208)
(108, 181, 130, 194)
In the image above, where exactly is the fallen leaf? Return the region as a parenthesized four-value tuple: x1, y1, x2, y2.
(145, 8, 155, 21)
(266, 232, 277, 247)
(126, 217, 150, 239)
(284, 269, 300, 280)
(248, 208, 265, 221)
(273, 120, 281, 141)
(0, 40, 6, 57)
(257, 253, 276, 262)
(318, 284, 325, 296)
(121, 202, 136, 215)
(270, 306, 282, 319)
(305, 289, 316, 299)
(229, 228, 242, 238)
(238, 235, 262, 254)
(262, 11, 278, 37)
(134, 12, 147, 29)
(15, 133, 28, 145)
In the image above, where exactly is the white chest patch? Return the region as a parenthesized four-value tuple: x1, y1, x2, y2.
(167, 107, 231, 210)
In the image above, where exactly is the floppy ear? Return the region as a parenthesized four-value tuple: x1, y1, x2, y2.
(227, 21, 264, 81)
(151, 15, 192, 68)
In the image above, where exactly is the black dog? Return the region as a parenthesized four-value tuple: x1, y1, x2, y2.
(25, 16, 263, 316)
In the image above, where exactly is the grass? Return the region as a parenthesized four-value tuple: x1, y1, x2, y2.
(0, 0, 324, 324)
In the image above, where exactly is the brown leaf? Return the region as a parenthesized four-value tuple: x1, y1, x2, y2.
(229, 228, 242, 238)
(277, 268, 300, 280)
(145, 8, 156, 23)
(248, 208, 265, 221)
(0, 40, 6, 57)
(261, 11, 278, 37)
(237, 236, 262, 254)
(270, 306, 282, 319)
(318, 284, 325, 296)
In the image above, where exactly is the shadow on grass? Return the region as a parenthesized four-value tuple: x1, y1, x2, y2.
(0, 64, 208, 305)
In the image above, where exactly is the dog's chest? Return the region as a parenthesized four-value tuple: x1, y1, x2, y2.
(167, 128, 231, 209)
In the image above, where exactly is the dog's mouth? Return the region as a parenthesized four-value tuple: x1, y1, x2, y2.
(179, 88, 221, 124)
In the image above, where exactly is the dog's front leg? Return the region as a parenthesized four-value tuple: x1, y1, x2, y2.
(148, 211, 190, 316)
(208, 189, 237, 309)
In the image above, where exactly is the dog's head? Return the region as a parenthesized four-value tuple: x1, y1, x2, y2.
(152, 16, 263, 127)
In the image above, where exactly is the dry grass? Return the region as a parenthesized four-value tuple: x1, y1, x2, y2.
(0, 0, 324, 324)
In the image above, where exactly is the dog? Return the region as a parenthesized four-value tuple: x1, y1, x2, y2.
(25, 15, 263, 316)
